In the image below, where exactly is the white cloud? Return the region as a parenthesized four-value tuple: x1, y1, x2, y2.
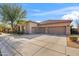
(32, 6, 79, 16)
(36, 21, 41, 23)
(62, 11, 79, 20)
(62, 11, 79, 28)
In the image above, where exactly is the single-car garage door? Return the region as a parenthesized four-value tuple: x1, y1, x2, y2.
(32, 27, 45, 34)
(47, 26, 66, 35)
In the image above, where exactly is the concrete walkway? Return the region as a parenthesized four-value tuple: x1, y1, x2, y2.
(0, 33, 79, 56)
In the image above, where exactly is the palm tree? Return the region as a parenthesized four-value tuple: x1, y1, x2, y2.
(16, 19, 27, 24)
(0, 4, 26, 32)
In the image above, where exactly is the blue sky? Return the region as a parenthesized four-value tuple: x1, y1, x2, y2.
(20, 3, 79, 21)
(19, 3, 79, 27)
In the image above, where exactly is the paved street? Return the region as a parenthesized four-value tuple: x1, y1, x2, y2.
(0, 33, 79, 56)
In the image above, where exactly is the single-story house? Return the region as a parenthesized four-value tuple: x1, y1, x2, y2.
(15, 20, 72, 35)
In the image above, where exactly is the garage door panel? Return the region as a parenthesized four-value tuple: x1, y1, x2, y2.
(48, 27, 66, 35)
(32, 27, 45, 34)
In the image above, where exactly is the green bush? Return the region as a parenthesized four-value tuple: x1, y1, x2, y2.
(16, 31, 24, 34)
(69, 37, 78, 42)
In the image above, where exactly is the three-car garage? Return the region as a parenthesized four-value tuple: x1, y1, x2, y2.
(31, 20, 71, 35)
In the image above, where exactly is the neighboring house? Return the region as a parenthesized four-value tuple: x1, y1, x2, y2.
(15, 20, 72, 35)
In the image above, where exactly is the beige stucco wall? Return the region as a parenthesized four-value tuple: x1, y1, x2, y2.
(27, 22, 38, 33)
(23, 24, 28, 33)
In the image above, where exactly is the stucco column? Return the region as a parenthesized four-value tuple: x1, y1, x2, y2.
(29, 24, 32, 34)
(45, 27, 48, 34)
(24, 26, 26, 33)
(66, 26, 71, 35)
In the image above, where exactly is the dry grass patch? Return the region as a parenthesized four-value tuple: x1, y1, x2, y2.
(67, 35, 79, 49)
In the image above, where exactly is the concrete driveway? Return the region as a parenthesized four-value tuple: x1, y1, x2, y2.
(0, 34, 79, 56)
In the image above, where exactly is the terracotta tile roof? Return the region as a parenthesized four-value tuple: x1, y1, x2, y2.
(40, 20, 72, 25)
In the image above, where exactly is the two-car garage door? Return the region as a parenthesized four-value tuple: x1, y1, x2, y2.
(47, 26, 66, 35)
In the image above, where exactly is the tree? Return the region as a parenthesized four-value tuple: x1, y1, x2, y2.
(0, 4, 26, 32)
(16, 20, 27, 24)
